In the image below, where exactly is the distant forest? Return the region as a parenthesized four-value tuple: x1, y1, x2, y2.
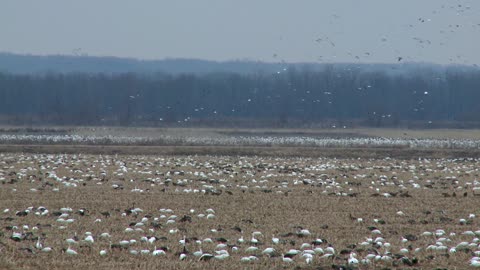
(1, 53, 480, 128)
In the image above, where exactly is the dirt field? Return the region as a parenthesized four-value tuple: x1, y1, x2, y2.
(1, 144, 480, 160)
(3, 125, 480, 139)
(1, 152, 480, 269)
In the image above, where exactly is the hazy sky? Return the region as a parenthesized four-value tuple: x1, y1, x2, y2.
(1, 0, 478, 64)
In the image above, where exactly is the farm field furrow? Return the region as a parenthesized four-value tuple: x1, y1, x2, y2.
(1, 153, 480, 269)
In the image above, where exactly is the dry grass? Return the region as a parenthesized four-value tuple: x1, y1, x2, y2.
(1, 144, 480, 159)
(3, 125, 480, 139)
(70, 126, 480, 140)
(1, 153, 480, 269)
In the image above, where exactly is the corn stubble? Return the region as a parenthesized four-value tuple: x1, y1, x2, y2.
(0, 153, 479, 269)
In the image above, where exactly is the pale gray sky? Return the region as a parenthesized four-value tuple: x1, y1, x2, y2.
(1, 0, 478, 64)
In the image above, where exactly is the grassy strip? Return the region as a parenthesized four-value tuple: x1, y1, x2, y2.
(1, 144, 480, 159)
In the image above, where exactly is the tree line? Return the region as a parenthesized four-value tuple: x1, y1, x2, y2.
(0, 64, 479, 128)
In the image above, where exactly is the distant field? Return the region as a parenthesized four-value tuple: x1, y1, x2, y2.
(217, 127, 480, 140)
(0, 127, 480, 159)
(68, 126, 480, 140)
(1, 145, 480, 160)
(3, 126, 480, 140)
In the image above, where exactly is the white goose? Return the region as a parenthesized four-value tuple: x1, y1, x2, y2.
(35, 237, 43, 249)
(193, 248, 203, 257)
(250, 233, 259, 245)
(262, 247, 275, 255)
(348, 253, 359, 266)
(282, 254, 294, 263)
(272, 235, 280, 244)
(152, 246, 166, 256)
(66, 246, 78, 255)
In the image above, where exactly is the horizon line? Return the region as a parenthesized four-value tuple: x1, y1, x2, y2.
(2, 51, 477, 68)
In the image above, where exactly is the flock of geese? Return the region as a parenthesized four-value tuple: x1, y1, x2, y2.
(1, 152, 480, 268)
(4, 203, 480, 268)
(311, 1, 478, 65)
(1, 133, 480, 150)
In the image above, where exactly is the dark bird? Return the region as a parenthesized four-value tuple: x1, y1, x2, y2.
(199, 253, 214, 261)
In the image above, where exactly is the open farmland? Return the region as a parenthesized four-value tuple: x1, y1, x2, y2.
(1, 152, 480, 269)
(1, 127, 480, 160)
(2, 127, 480, 149)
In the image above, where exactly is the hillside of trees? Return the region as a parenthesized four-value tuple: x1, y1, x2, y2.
(1, 57, 479, 128)
(0, 52, 294, 75)
(0, 52, 462, 76)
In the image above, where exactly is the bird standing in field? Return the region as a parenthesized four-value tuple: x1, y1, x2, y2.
(65, 246, 78, 255)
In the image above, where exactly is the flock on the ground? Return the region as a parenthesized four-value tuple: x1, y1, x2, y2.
(1, 153, 480, 268)
(1, 133, 480, 149)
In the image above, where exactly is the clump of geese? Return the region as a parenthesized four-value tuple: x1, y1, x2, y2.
(3, 203, 480, 268)
(2, 153, 480, 268)
(1, 133, 480, 149)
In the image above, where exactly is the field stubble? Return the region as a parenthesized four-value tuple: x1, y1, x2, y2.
(1, 153, 480, 269)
